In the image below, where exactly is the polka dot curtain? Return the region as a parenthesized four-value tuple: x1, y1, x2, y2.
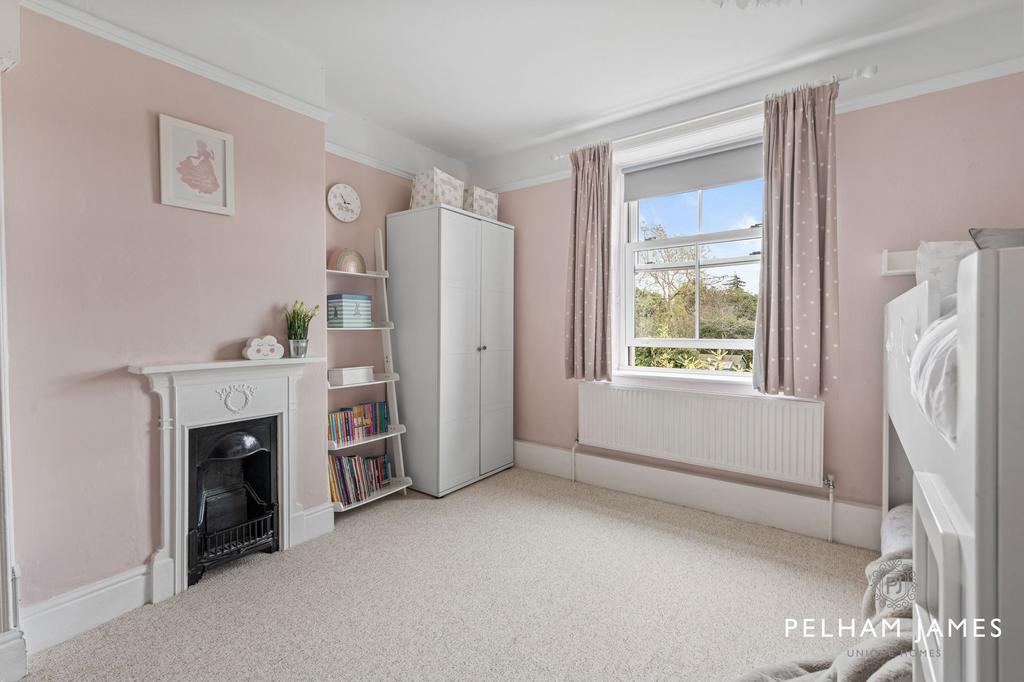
(565, 143, 612, 381)
(753, 82, 840, 399)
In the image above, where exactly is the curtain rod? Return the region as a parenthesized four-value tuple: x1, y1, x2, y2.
(551, 65, 878, 161)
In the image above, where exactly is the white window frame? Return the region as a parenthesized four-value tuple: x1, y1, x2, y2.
(620, 178, 763, 377)
(609, 102, 764, 384)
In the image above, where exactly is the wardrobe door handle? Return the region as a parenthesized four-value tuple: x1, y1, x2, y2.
(475, 346, 482, 352)
(481, 345, 488, 351)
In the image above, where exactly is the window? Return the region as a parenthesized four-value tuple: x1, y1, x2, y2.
(623, 176, 763, 375)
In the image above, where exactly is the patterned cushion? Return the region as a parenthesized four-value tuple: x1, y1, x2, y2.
(915, 241, 976, 300)
(409, 167, 465, 210)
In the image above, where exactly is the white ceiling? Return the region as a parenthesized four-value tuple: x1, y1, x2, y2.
(192, 0, 1019, 159)
(48, 0, 1024, 171)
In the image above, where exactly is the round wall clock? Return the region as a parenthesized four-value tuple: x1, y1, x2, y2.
(327, 183, 361, 223)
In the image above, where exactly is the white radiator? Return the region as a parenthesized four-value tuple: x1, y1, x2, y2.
(578, 382, 824, 487)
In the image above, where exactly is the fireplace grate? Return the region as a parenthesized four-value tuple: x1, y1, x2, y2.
(198, 507, 276, 564)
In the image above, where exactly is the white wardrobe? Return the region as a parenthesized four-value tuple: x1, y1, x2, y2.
(386, 205, 514, 497)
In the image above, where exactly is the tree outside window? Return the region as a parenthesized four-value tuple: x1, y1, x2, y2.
(626, 178, 762, 373)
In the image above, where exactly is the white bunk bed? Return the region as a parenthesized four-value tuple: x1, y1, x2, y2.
(883, 246, 1024, 681)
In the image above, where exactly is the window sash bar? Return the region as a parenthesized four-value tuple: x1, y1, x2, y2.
(624, 201, 639, 354)
(694, 189, 702, 341)
(634, 254, 761, 271)
(630, 226, 762, 249)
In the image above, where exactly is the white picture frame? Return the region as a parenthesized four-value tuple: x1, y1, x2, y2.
(159, 114, 235, 215)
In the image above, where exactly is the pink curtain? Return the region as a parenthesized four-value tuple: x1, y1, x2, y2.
(754, 82, 840, 398)
(564, 143, 612, 381)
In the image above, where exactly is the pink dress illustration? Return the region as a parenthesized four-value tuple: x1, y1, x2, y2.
(176, 140, 220, 195)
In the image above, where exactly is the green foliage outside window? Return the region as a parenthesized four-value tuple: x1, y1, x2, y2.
(633, 347, 754, 372)
(632, 222, 758, 373)
(633, 275, 757, 341)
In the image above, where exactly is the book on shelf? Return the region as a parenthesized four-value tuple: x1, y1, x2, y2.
(328, 453, 393, 506)
(328, 400, 389, 444)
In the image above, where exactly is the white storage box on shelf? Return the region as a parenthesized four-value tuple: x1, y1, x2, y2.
(410, 167, 465, 209)
(329, 366, 374, 386)
(463, 185, 498, 220)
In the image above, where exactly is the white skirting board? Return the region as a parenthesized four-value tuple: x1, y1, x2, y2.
(514, 440, 881, 551)
(289, 501, 335, 547)
(0, 629, 27, 680)
(21, 501, 337, 655)
(21, 565, 148, 654)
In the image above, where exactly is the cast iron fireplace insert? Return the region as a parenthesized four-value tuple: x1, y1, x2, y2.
(187, 416, 279, 586)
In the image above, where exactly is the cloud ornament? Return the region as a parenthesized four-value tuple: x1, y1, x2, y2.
(243, 335, 285, 360)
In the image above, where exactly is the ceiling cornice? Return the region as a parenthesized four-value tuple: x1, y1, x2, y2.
(19, 0, 332, 121)
(324, 108, 468, 181)
(20, 0, 467, 181)
(18, 0, 1022, 192)
(836, 56, 1024, 115)
(481, 58, 1024, 194)
(325, 142, 415, 181)
(488, 170, 572, 195)
(1, 0, 18, 71)
(472, 1, 1017, 161)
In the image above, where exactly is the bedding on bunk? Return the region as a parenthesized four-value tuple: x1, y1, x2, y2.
(904, 240, 973, 445)
(908, 307, 958, 445)
(879, 503, 913, 557)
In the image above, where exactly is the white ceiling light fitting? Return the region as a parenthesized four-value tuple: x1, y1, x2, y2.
(711, 0, 798, 8)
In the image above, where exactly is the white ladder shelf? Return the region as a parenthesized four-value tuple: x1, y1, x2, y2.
(326, 228, 410, 512)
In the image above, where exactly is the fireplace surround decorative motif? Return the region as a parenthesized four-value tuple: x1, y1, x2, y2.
(129, 357, 321, 602)
(216, 383, 257, 413)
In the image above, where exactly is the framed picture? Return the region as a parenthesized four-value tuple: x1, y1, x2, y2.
(159, 114, 235, 215)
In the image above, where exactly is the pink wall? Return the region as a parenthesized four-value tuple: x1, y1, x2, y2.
(827, 71, 1024, 504)
(500, 181, 579, 449)
(324, 154, 412, 419)
(1, 10, 331, 605)
(500, 72, 1024, 507)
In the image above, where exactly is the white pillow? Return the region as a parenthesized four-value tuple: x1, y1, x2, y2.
(915, 241, 976, 300)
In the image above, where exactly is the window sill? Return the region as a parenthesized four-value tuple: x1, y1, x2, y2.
(611, 368, 758, 396)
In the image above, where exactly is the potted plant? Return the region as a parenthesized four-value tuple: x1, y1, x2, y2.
(284, 300, 319, 358)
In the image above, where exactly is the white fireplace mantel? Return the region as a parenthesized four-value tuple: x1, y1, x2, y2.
(129, 357, 323, 602)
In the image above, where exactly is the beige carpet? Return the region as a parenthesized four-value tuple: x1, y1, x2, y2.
(28, 468, 876, 681)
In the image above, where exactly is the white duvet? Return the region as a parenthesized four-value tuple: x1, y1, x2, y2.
(908, 307, 958, 446)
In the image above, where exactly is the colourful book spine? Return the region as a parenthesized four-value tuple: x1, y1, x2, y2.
(333, 458, 345, 504)
(341, 457, 353, 503)
(342, 457, 352, 501)
(362, 454, 374, 497)
(352, 457, 363, 501)
(327, 459, 336, 502)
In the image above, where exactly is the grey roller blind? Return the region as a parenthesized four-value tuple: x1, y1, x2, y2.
(624, 144, 763, 202)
